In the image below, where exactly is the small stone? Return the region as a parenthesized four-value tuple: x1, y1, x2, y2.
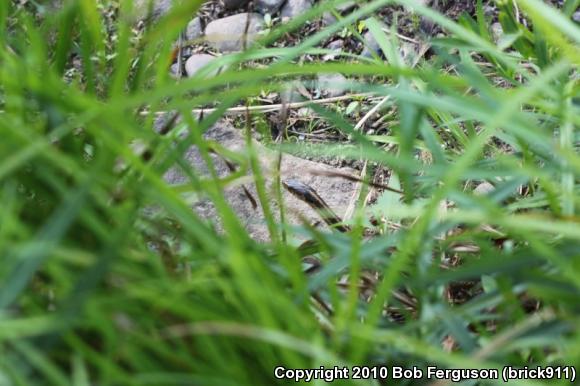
(322, 12, 336, 26)
(490, 22, 503, 43)
(321, 1, 357, 25)
(205, 13, 264, 52)
(185, 17, 202, 41)
(281, 0, 312, 21)
(483, 4, 495, 17)
(572, 11, 580, 23)
(133, 0, 173, 20)
(169, 62, 181, 78)
(185, 54, 221, 78)
(399, 41, 418, 64)
(223, 0, 251, 10)
(419, 17, 436, 35)
(316, 73, 348, 98)
(255, 0, 285, 14)
(474, 182, 495, 196)
(327, 39, 344, 50)
(336, 0, 356, 12)
(361, 31, 381, 59)
(323, 39, 344, 61)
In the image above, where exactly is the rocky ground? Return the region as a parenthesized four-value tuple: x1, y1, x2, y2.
(138, 0, 570, 142)
(18, 0, 573, 240)
(124, 0, 575, 240)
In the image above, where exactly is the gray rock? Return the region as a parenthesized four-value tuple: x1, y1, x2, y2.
(169, 62, 181, 78)
(223, 0, 250, 10)
(490, 22, 503, 43)
(483, 4, 495, 17)
(336, 0, 357, 12)
(323, 39, 344, 61)
(322, 1, 357, 25)
(185, 17, 202, 41)
(316, 73, 348, 98)
(361, 31, 381, 59)
(572, 11, 580, 23)
(281, 0, 312, 21)
(322, 12, 336, 26)
(255, 0, 285, 14)
(399, 41, 418, 64)
(419, 17, 436, 35)
(185, 54, 221, 78)
(327, 39, 344, 50)
(134, 0, 173, 20)
(414, 1, 435, 34)
(474, 182, 495, 196)
(164, 122, 359, 242)
(205, 13, 264, 52)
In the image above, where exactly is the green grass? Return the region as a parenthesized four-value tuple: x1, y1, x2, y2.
(1, 0, 579, 385)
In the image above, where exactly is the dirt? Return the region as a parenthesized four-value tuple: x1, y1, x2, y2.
(164, 121, 359, 242)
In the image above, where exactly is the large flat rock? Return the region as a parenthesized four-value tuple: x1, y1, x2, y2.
(164, 122, 358, 242)
(205, 13, 264, 52)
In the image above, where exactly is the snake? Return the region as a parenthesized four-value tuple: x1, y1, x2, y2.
(282, 179, 351, 233)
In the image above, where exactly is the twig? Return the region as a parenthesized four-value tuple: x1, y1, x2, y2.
(380, 27, 420, 44)
(140, 93, 373, 117)
(176, 29, 185, 79)
(354, 95, 391, 131)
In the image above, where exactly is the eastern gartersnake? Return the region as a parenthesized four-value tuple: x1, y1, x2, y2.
(282, 179, 351, 233)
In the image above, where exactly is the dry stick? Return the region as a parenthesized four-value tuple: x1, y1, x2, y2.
(140, 93, 374, 117)
(242, 2, 252, 52)
(354, 95, 392, 131)
(176, 29, 185, 79)
(380, 27, 420, 44)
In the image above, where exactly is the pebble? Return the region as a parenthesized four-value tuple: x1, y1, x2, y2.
(185, 54, 221, 78)
(205, 13, 264, 52)
(185, 17, 202, 41)
(419, 17, 436, 35)
(322, 12, 337, 26)
(399, 41, 418, 64)
(280, 0, 312, 21)
(336, 1, 357, 12)
(255, 0, 286, 14)
(327, 39, 344, 50)
(491, 22, 503, 43)
(169, 62, 181, 78)
(316, 73, 348, 98)
(133, 0, 173, 20)
(323, 39, 344, 61)
(474, 182, 495, 196)
(321, 1, 357, 25)
(573, 11, 580, 23)
(361, 31, 381, 59)
(223, 0, 251, 10)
